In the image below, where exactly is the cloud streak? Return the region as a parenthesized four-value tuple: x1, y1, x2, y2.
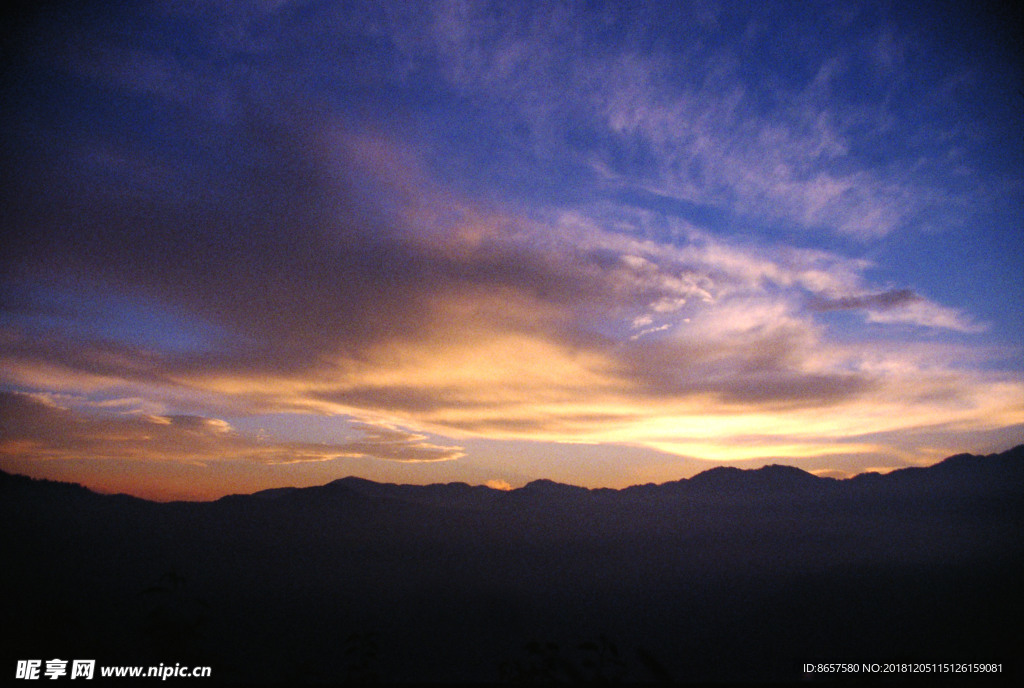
(811, 288, 924, 312)
(0, 392, 463, 467)
(809, 288, 984, 332)
(367, 1, 986, 240)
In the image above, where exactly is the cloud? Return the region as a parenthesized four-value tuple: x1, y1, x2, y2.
(363, 1, 978, 240)
(811, 288, 924, 312)
(1, 0, 1019, 483)
(0, 392, 463, 467)
(1, 111, 1018, 463)
(863, 299, 987, 333)
(809, 288, 985, 332)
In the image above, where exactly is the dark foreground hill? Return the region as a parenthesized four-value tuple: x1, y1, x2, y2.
(2, 447, 1023, 684)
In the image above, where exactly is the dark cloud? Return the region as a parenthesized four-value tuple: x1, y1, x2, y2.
(1, 84, 711, 404)
(809, 288, 924, 313)
(4, 110, 425, 362)
(1, 71, 628, 380)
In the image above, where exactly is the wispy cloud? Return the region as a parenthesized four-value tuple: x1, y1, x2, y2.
(355, 1, 982, 240)
(811, 288, 924, 312)
(809, 288, 984, 332)
(0, 392, 462, 468)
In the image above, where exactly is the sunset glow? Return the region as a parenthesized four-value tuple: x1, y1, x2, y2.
(2, 1, 1021, 500)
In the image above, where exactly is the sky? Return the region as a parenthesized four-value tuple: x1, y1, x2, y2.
(1, 0, 1022, 501)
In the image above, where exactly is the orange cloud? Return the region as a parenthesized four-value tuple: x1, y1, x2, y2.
(1, 118, 1020, 485)
(0, 392, 463, 468)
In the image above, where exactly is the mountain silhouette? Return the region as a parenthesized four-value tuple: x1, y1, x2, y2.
(2, 446, 1022, 683)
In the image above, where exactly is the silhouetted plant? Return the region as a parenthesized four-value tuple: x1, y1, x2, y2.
(285, 655, 324, 685)
(342, 630, 380, 684)
(632, 646, 674, 684)
(138, 567, 209, 662)
(499, 635, 672, 684)
(577, 635, 626, 683)
(500, 639, 575, 683)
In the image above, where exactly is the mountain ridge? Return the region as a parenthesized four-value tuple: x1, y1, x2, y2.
(1, 443, 1021, 506)
(2, 444, 1021, 683)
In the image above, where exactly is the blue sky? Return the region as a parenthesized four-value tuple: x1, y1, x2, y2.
(1, 0, 1021, 500)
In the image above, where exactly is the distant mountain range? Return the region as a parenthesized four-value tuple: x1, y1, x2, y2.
(3, 446, 1022, 683)
(4, 444, 1023, 506)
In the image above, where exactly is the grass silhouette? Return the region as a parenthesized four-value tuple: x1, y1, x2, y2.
(499, 635, 673, 683)
(138, 568, 211, 664)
